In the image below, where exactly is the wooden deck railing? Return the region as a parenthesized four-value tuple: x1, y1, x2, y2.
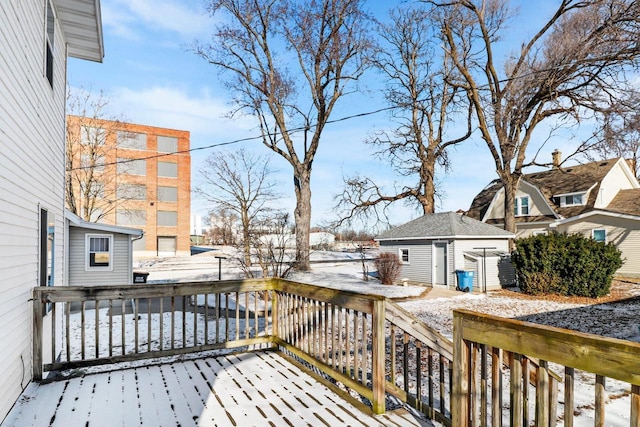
(32, 279, 455, 421)
(453, 309, 640, 427)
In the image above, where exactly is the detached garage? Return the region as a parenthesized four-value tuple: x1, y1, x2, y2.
(376, 212, 515, 291)
(65, 211, 143, 286)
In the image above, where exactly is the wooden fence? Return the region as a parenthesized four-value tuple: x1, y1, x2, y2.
(32, 279, 454, 422)
(453, 309, 640, 427)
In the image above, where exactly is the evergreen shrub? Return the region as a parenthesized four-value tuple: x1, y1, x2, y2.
(511, 232, 623, 298)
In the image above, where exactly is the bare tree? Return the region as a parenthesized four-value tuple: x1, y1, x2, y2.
(238, 212, 295, 279)
(589, 89, 640, 177)
(196, 148, 279, 266)
(336, 5, 472, 226)
(66, 87, 126, 221)
(206, 208, 239, 245)
(429, 0, 640, 233)
(194, 0, 371, 270)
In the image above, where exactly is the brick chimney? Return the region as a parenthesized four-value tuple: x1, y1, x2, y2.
(552, 149, 561, 168)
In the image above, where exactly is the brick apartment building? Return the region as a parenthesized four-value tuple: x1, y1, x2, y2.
(66, 116, 191, 257)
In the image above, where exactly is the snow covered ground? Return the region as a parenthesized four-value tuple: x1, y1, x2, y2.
(133, 248, 640, 425)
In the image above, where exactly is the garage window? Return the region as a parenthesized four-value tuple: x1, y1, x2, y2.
(86, 234, 113, 270)
(399, 248, 409, 264)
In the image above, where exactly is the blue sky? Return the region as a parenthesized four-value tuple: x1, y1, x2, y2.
(68, 0, 592, 229)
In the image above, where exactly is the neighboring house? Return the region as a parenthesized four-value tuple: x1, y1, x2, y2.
(65, 211, 142, 286)
(0, 0, 103, 422)
(467, 154, 640, 277)
(66, 116, 191, 257)
(376, 212, 515, 290)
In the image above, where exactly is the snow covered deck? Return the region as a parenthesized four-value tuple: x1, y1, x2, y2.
(3, 350, 427, 427)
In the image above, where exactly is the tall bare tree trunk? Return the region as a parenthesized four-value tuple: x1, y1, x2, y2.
(293, 168, 312, 271)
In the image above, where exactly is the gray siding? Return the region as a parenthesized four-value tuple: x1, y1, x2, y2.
(379, 240, 436, 285)
(68, 228, 132, 286)
(0, 1, 68, 420)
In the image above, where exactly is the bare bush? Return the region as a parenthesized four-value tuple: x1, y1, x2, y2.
(375, 252, 402, 285)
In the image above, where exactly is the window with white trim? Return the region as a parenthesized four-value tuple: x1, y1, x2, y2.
(399, 248, 409, 264)
(514, 196, 530, 216)
(592, 229, 606, 243)
(560, 193, 585, 207)
(86, 234, 113, 270)
(45, 1, 55, 87)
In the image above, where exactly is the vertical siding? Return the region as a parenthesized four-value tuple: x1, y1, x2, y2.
(68, 227, 133, 286)
(0, 0, 67, 421)
(557, 215, 640, 277)
(379, 241, 432, 284)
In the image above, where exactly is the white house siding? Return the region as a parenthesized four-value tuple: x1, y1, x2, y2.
(68, 228, 133, 286)
(484, 183, 554, 222)
(515, 223, 550, 238)
(0, 1, 69, 421)
(453, 239, 512, 291)
(596, 159, 638, 208)
(556, 215, 640, 277)
(379, 241, 433, 284)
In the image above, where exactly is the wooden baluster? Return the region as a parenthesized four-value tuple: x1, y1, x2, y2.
(480, 344, 488, 427)
(134, 299, 139, 354)
(182, 295, 187, 348)
(403, 332, 409, 395)
(428, 347, 434, 413)
(595, 375, 605, 427)
(66, 301, 71, 362)
(159, 297, 164, 351)
(95, 299, 100, 358)
(416, 341, 422, 413)
(193, 294, 198, 346)
(345, 308, 351, 376)
(121, 299, 126, 355)
(81, 301, 86, 360)
(535, 360, 549, 427)
(522, 357, 529, 427)
(470, 343, 477, 427)
(149, 296, 153, 352)
(108, 300, 113, 357)
(51, 301, 57, 364)
(170, 296, 175, 349)
(510, 353, 523, 427)
(235, 291, 240, 341)
(214, 293, 220, 344)
(491, 347, 503, 427)
(390, 324, 396, 385)
(631, 384, 639, 427)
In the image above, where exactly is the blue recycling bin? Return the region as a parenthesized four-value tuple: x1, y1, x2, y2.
(455, 270, 474, 292)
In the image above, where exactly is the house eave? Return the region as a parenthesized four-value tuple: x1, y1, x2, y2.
(66, 210, 143, 236)
(376, 234, 514, 242)
(54, 0, 104, 62)
(549, 209, 640, 227)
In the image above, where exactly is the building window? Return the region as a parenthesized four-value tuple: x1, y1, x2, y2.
(158, 186, 178, 202)
(80, 126, 106, 146)
(157, 136, 178, 153)
(45, 1, 55, 87)
(158, 161, 178, 178)
(117, 209, 146, 226)
(561, 193, 585, 207)
(81, 154, 105, 172)
(514, 196, 529, 216)
(117, 183, 147, 200)
(592, 229, 606, 243)
(399, 248, 409, 264)
(117, 158, 146, 175)
(86, 234, 113, 270)
(158, 211, 178, 227)
(117, 131, 147, 150)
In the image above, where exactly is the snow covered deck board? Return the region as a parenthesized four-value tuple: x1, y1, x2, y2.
(3, 351, 426, 427)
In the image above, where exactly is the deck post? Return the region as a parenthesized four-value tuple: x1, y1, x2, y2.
(371, 299, 386, 414)
(452, 311, 469, 427)
(32, 288, 43, 382)
(272, 290, 279, 347)
(631, 385, 639, 426)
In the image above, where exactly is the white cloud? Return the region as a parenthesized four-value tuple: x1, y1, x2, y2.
(103, 0, 212, 40)
(111, 86, 255, 140)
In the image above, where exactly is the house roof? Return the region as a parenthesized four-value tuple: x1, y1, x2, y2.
(376, 212, 514, 241)
(66, 210, 143, 236)
(54, 0, 104, 62)
(606, 188, 640, 216)
(467, 158, 630, 222)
